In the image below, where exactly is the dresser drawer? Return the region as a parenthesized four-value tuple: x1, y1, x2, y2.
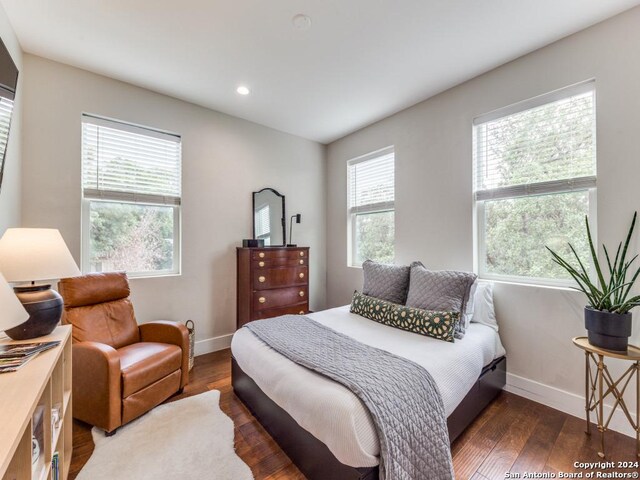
(254, 302, 309, 320)
(251, 249, 308, 261)
(253, 286, 308, 311)
(253, 267, 308, 290)
(252, 257, 308, 268)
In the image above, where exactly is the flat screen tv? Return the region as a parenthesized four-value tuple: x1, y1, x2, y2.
(0, 37, 18, 193)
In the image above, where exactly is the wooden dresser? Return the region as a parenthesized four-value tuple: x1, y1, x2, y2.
(237, 246, 310, 328)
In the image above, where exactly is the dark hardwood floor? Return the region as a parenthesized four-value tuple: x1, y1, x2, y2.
(70, 349, 638, 479)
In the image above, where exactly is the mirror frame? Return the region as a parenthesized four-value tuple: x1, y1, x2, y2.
(252, 187, 286, 246)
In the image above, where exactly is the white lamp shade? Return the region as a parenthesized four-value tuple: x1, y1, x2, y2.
(0, 272, 28, 331)
(0, 228, 81, 283)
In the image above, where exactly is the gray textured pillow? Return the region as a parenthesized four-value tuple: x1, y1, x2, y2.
(405, 262, 477, 339)
(362, 260, 410, 304)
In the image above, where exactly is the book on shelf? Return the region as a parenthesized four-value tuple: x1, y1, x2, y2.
(52, 452, 59, 480)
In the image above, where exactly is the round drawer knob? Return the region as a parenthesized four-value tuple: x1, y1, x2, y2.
(258, 297, 266, 304)
(299, 273, 305, 279)
(299, 291, 305, 297)
(258, 261, 265, 267)
(258, 252, 265, 258)
(299, 259, 304, 265)
(258, 276, 266, 283)
(299, 251, 304, 257)
(299, 310, 305, 314)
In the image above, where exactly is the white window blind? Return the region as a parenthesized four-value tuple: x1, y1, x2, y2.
(82, 115, 182, 205)
(348, 147, 395, 214)
(474, 82, 596, 201)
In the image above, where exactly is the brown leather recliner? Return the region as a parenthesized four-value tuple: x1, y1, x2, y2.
(58, 272, 189, 435)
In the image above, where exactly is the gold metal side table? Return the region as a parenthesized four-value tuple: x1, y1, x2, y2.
(572, 337, 640, 458)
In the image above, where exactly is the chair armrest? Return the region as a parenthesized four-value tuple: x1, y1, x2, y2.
(72, 342, 122, 433)
(139, 321, 190, 388)
(139, 321, 189, 348)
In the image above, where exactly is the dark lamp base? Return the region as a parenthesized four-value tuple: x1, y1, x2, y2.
(4, 284, 63, 340)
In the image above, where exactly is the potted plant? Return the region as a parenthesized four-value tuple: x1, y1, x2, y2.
(547, 212, 640, 352)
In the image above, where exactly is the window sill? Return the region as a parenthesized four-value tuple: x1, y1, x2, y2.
(480, 276, 579, 293)
(128, 272, 182, 280)
(80, 272, 182, 280)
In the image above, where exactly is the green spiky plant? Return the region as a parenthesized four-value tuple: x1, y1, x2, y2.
(546, 212, 640, 314)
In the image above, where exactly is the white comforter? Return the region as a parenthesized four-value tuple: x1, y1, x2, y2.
(231, 306, 506, 468)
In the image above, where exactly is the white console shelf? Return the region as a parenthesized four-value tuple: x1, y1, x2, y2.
(0, 326, 72, 480)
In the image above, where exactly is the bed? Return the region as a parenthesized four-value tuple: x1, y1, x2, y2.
(231, 305, 506, 480)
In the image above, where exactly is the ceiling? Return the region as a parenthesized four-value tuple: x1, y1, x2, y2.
(1, 0, 639, 144)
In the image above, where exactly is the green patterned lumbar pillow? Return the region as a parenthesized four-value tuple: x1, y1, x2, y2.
(350, 290, 459, 342)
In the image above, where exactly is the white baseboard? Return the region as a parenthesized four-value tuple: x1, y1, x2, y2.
(194, 333, 233, 356)
(505, 372, 637, 438)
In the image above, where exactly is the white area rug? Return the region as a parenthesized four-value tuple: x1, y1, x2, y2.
(76, 390, 254, 480)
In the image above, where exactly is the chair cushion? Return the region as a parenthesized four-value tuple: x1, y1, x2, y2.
(118, 342, 182, 397)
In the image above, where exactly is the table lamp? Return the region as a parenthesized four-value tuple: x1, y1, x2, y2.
(287, 213, 302, 247)
(0, 228, 80, 340)
(0, 272, 29, 336)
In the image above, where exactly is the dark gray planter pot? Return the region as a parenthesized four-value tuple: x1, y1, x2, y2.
(584, 306, 632, 352)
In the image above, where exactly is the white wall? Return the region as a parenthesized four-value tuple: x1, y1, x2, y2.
(21, 55, 326, 351)
(0, 2, 21, 234)
(326, 7, 640, 432)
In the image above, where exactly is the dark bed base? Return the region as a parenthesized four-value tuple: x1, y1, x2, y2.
(232, 355, 506, 480)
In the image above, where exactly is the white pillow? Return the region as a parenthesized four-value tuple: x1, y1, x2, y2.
(470, 281, 498, 331)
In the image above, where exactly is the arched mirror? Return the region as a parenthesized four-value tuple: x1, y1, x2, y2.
(252, 188, 285, 246)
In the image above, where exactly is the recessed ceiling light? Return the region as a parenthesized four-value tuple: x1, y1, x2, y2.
(236, 86, 250, 95)
(292, 14, 312, 31)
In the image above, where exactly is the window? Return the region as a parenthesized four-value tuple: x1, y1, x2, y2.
(81, 115, 182, 277)
(473, 82, 596, 286)
(348, 146, 395, 267)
